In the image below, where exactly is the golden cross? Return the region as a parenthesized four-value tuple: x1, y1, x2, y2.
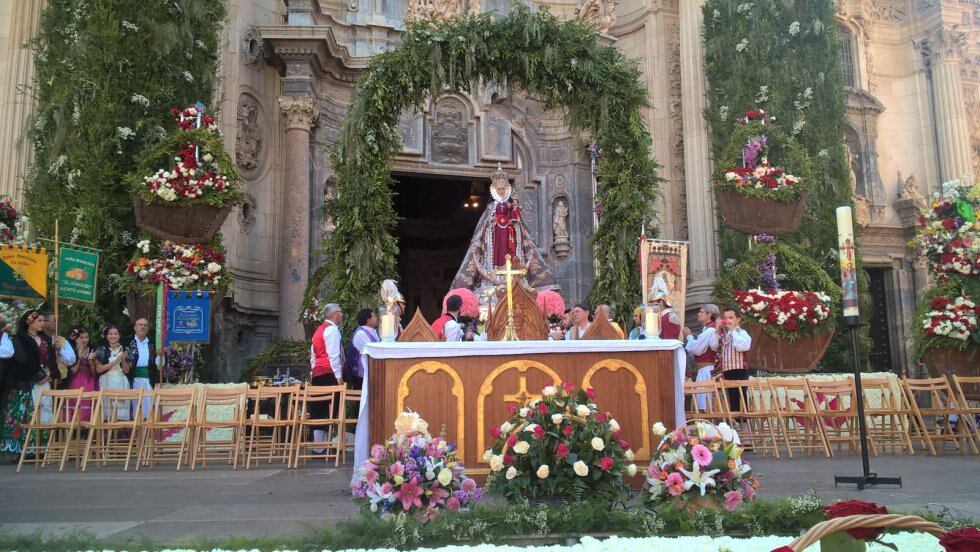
(492, 254, 526, 341)
(503, 376, 541, 406)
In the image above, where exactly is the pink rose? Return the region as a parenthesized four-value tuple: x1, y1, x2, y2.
(370, 444, 384, 459)
(389, 461, 404, 477)
(490, 427, 501, 438)
(599, 456, 614, 471)
(555, 442, 570, 458)
(364, 468, 378, 484)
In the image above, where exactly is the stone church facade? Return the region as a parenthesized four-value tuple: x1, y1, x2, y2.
(0, 0, 977, 380)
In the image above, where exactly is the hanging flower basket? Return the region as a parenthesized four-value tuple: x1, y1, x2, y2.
(133, 195, 233, 244)
(715, 188, 810, 236)
(924, 348, 980, 400)
(745, 324, 834, 373)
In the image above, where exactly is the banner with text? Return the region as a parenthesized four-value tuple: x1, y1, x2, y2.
(165, 290, 211, 345)
(0, 245, 48, 299)
(57, 244, 99, 303)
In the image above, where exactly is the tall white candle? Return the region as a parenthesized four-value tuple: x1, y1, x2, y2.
(836, 206, 860, 319)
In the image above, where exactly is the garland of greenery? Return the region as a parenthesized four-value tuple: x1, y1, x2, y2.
(715, 242, 841, 340)
(914, 275, 980, 355)
(127, 127, 243, 207)
(702, 0, 870, 368)
(318, 7, 660, 327)
(711, 120, 813, 203)
(25, 0, 225, 331)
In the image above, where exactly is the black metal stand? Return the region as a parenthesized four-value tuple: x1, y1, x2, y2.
(834, 316, 903, 490)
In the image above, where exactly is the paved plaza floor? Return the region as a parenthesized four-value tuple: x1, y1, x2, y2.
(0, 452, 978, 544)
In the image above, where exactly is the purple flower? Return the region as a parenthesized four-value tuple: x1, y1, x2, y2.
(758, 252, 779, 293)
(741, 135, 768, 168)
(756, 233, 775, 244)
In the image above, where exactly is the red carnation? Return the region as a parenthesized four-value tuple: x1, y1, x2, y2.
(490, 427, 501, 439)
(585, 388, 596, 399)
(503, 453, 513, 464)
(939, 526, 980, 552)
(533, 425, 545, 440)
(537, 402, 549, 415)
(507, 404, 517, 415)
(555, 442, 570, 458)
(931, 297, 951, 310)
(599, 457, 614, 471)
(824, 500, 888, 540)
(562, 424, 574, 437)
(596, 412, 607, 422)
(506, 434, 517, 447)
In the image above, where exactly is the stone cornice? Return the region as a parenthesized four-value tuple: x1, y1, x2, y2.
(258, 25, 383, 78)
(845, 87, 886, 113)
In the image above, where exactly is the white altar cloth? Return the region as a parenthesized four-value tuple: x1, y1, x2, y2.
(351, 339, 686, 480)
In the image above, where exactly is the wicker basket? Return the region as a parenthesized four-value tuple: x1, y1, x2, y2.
(924, 348, 980, 400)
(715, 188, 809, 236)
(133, 195, 233, 244)
(745, 325, 834, 373)
(785, 513, 945, 551)
(126, 289, 224, 326)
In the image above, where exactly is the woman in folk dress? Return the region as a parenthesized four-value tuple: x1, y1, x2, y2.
(66, 327, 98, 422)
(94, 325, 130, 420)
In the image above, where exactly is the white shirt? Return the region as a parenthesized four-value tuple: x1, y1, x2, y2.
(324, 322, 344, 381)
(564, 323, 589, 340)
(351, 326, 379, 376)
(134, 335, 150, 367)
(444, 315, 463, 342)
(58, 338, 76, 365)
(685, 325, 719, 358)
(0, 333, 13, 358)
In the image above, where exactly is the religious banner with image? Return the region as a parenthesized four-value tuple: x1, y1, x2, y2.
(640, 239, 688, 328)
(56, 244, 99, 303)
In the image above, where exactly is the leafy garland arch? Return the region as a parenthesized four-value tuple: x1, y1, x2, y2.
(319, 7, 661, 323)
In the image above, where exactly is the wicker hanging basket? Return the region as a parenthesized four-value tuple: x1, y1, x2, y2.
(714, 189, 809, 236)
(126, 289, 225, 326)
(785, 513, 945, 551)
(133, 195, 233, 244)
(924, 348, 980, 400)
(745, 325, 834, 373)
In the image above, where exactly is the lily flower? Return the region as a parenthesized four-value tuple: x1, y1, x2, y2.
(680, 463, 720, 496)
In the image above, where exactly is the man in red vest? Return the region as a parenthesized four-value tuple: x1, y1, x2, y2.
(653, 293, 681, 340)
(682, 304, 720, 411)
(432, 294, 470, 342)
(309, 303, 344, 452)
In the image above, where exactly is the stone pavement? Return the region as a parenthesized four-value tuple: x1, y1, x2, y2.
(0, 452, 977, 543)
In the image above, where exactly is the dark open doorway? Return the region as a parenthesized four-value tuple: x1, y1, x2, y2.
(866, 267, 894, 373)
(392, 173, 488, 321)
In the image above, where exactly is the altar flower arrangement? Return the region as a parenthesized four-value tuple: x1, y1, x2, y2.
(352, 411, 483, 521)
(911, 176, 979, 281)
(121, 238, 229, 294)
(484, 383, 634, 504)
(642, 421, 758, 513)
(172, 105, 219, 133)
(535, 289, 565, 325)
(734, 289, 832, 334)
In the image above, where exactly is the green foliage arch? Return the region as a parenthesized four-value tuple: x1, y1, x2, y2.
(712, 121, 814, 203)
(320, 7, 661, 322)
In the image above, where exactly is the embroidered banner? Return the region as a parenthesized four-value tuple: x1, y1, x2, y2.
(56, 244, 99, 303)
(165, 290, 211, 345)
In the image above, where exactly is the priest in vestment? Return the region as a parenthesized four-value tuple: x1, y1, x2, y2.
(451, 164, 558, 292)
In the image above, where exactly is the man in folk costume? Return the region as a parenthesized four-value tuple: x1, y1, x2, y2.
(125, 318, 163, 419)
(681, 304, 720, 411)
(715, 306, 752, 414)
(346, 308, 378, 390)
(309, 303, 344, 453)
(652, 291, 681, 340)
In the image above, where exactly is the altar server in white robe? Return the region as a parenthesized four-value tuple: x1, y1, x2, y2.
(681, 304, 720, 411)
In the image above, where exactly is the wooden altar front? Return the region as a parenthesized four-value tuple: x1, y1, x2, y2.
(364, 340, 685, 475)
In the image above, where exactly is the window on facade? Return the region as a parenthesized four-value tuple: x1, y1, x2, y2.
(840, 29, 856, 87)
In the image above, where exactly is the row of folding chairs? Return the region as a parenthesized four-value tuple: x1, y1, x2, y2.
(683, 375, 980, 459)
(16, 384, 361, 472)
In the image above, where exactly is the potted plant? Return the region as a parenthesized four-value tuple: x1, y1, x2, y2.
(642, 420, 759, 514)
(712, 109, 813, 235)
(351, 411, 483, 522)
(129, 105, 243, 243)
(484, 383, 635, 506)
(715, 238, 840, 373)
(120, 237, 229, 322)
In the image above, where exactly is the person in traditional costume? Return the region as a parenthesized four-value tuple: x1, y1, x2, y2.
(716, 307, 752, 413)
(596, 304, 625, 339)
(346, 308, 378, 390)
(379, 280, 406, 337)
(682, 304, 720, 411)
(94, 325, 131, 421)
(310, 303, 344, 452)
(563, 304, 592, 340)
(652, 291, 681, 340)
(0, 313, 27, 453)
(125, 318, 162, 420)
(66, 327, 98, 422)
(451, 164, 558, 292)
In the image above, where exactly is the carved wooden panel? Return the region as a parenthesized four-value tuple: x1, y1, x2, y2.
(398, 308, 439, 342)
(486, 282, 549, 341)
(581, 314, 621, 340)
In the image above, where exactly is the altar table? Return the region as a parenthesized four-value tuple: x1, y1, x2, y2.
(352, 340, 685, 479)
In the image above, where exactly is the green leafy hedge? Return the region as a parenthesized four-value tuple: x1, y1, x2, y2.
(712, 121, 813, 203)
(319, 7, 661, 329)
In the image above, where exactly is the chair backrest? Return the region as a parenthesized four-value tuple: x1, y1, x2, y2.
(807, 378, 857, 413)
(683, 380, 723, 413)
(198, 387, 247, 423)
(859, 377, 904, 410)
(902, 376, 956, 409)
(298, 385, 345, 420)
(147, 388, 197, 422)
(715, 378, 762, 414)
(94, 389, 144, 423)
(250, 385, 301, 422)
(951, 375, 980, 406)
(767, 378, 817, 414)
(40, 389, 84, 425)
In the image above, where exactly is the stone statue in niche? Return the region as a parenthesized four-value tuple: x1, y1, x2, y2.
(577, 0, 617, 34)
(236, 96, 263, 175)
(431, 101, 469, 165)
(900, 174, 926, 208)
(552, 196, 570, 260)
(847, 148, 871, 228)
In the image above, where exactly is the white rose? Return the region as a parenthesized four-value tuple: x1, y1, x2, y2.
(591, 437, 604, 451)
(652, 422, 667, 436)
(505, 466, 518, 480)
(500, 421, 514, 433)
(551, 413, 564, 424)
(625, 449, 634, 461)
(523, 423, 538, 433)
(207, 262, 222, 273)
(202, 153, 213, 162)
(519, 407, 530, 417)
(576, 405, 590, 417)
(512, 440, 530, 454)
(573, 460, 589, 477)
(542, 386, 557, 397)
(609, 419, 620, 432)
(489, 455, 504, 472)
(627, 464, 637, 476)
(536, 464, 550, 479)
(483, 449, 493, 462)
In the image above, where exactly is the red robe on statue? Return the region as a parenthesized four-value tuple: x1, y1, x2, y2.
(493, 201, 520, 267)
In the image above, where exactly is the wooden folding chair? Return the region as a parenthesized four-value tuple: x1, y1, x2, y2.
(17, 389, 83, 472)
(190, 387, 247, 470)
(807, 378, 878, 457)
(64, 390, 101, 469)
(136, 388, 196, 470)
(950, 376, 980, 444)
(766, 378, 832, 458)
(290, 384, 345, 468)
(339, 386, 363, 462)
(861, 377, 914, 455)
(717, 378, 781, 457)
(244, 385, 299, 469)
(902, 376, 978, 455)
(683, 379, 725, 421)
(82, 389, 144, 471)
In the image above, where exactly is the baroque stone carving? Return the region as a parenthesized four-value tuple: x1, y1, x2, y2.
(405, 0, 464, 23)
(899, 174, 926, 208)
(241, 26, 263, 68)
(431, 100, 469, 165)
(236, 94, 263, 175)
(238, 193, 257, 232)
(854, 195, 871, 227)
(577, 0, 618, 35)
(919, 27, 967, 66)
(278, 96, 320, 131)
(552, 196, 570, 260)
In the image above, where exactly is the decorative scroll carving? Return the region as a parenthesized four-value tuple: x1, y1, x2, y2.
(577, 0, 618, 35)
(236, 94, 263, 175)
(580, 314, 621, 340)
(854, 195, 871, 228)
(241, 26, 264, 68)
(919, 27, 967, 66)
(900, 174, 926, 207)
(552, 196, 570, 260)
(278, 96, 319, 131)
(398, 309, 439, 342)
(431, 99, 469, 165)
(487, 283, 549, 341)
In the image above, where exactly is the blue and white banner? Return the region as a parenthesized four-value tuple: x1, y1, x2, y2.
(165, 290, 211, 345)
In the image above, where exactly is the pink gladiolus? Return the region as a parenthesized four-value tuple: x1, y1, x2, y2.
(725, 490, 744, 511)
(389, 461, 405, 476)
(666, 472, 684, 496)
(692, 444, 713, 467)
(446, 496, 461, 512)
(462, 478, 476, 491)
(397, 477, 424, 510)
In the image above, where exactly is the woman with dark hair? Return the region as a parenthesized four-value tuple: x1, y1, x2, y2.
(0, 310, 60, 454)
(94, 325, 129, 420)
(66, 327, 98, 422)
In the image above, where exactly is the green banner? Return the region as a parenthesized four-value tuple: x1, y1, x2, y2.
(57, 244, 99, 303)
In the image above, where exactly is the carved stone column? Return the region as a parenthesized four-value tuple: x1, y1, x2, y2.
(921, 28, 973, 182)
(679, 0, 719, 309)
(278, 96, 319, 339)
